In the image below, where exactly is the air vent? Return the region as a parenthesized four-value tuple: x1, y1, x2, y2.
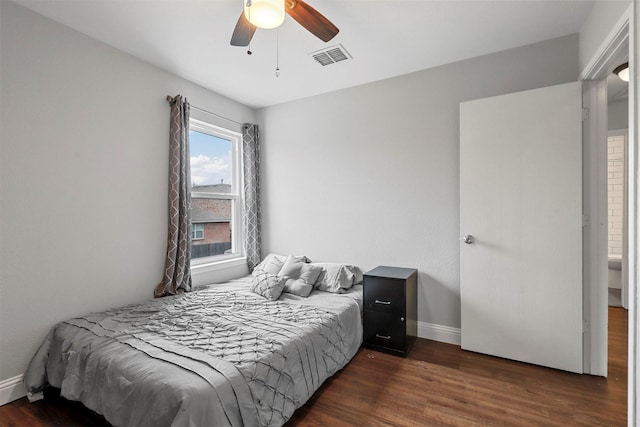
(310, 44, 352, 66)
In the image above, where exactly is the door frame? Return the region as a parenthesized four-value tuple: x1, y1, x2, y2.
(581, 78, 608, 376)
(580, 2, 635, 423)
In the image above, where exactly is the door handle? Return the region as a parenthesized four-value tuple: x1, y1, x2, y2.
(461, 234, 474, 244)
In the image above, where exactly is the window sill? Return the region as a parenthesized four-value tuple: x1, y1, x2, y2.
(190, 256, 248, 277)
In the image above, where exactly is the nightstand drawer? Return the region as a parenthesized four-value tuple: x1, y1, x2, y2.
(363, 276, 404, 315)
(363, 311, 405, 352)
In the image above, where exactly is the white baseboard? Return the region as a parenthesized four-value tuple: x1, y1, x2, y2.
(0, 374, 26, 406)
(414, 320, 461, 346)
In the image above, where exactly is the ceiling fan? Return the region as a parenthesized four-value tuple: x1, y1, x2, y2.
(230, 0, 339, 47)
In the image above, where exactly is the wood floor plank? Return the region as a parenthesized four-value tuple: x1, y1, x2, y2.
(0, 307, 627, 426)
(287, 306, 627, 427)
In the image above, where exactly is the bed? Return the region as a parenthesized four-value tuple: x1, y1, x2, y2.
(24, 260, 363, 427)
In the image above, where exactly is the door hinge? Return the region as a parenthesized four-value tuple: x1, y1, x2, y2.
(582, 214, 590, 228)
(582, 108, 590, 121)
(583, 319, 590, 333)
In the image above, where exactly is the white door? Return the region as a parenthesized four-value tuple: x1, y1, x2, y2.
(460, 81, 583, 373)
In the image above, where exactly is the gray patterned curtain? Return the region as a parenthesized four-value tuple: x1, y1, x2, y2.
(243, 123, 261, 272)
(154, 95, 192, 297)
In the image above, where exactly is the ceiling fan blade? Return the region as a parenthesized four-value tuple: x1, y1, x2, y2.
(286, 0, 339, 42)
(230, 12, 256, 46)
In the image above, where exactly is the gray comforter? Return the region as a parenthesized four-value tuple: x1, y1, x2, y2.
(24, 277, 363, 427)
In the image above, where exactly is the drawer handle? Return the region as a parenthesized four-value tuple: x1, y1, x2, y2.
(375, 334, 391, 340)
(374, 299, 391, 305)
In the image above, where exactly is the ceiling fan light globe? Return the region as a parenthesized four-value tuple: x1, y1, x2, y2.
(613, 62, 630, 82)
(617, 68, 629, 82)
(244, 0, 285, 29)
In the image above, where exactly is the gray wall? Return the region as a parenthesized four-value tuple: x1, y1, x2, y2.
(0, 1, 255, 383)
(257, 34, 579, 333)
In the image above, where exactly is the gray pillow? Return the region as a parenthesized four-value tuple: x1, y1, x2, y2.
(263, 257, 285, 275)
(313, 263, 362, 293)
(299, 263, 323, 286)
(250, 270, 286, 301)
(253, 253, 286, 275)
(283, 278, 314, 297)
(278, 255, 306, 279)
(253, 253, 312, 276)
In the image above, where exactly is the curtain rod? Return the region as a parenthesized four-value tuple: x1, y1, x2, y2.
(166, 95, 243, 126)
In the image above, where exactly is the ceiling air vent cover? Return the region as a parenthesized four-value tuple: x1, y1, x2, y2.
(310, 44, 352, 66)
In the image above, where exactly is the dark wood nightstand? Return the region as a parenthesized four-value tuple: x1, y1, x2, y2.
(363, 266, 417, 357)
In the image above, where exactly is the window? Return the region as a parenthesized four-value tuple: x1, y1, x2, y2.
(189, 119, 243, 264)
(607, 131, 626, 258)
(191, 223, 204, 240)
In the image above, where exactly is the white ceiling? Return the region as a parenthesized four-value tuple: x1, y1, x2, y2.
(14, 0, 597, 109)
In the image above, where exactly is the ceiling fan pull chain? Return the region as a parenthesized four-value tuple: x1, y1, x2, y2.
(275, 30, 281, 77)
(246, 5, 253, 55)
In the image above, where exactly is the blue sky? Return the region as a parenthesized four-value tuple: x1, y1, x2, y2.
(189, 130, 232, 187)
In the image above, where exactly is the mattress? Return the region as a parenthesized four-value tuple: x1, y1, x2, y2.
(24, 276, 363, 427)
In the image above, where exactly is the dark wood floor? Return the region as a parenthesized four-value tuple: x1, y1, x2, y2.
(1, 307, 627, 426)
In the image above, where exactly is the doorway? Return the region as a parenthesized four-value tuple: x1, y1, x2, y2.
(580, 7, 633, 378)
(580, 6, 634, 421)
(607, 70, 630, 310)
(605, 54, 631, 422)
